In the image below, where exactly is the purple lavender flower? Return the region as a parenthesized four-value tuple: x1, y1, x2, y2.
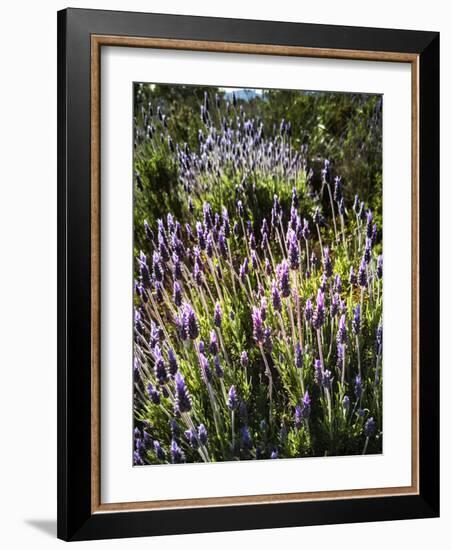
(185, 427, 198, 448)
(353, 194, 360, 213)
(214, 302, 222, 327)
(168, 348, 178, 376)
(209, 330, 218, 355)
(183, 303, 199, 340)
(331, 292, 339, 317)
(337, 314, 348, 344)
(271, 280, 282, 312)
(287, 229, 299, 270)
(194, 261, 203, 286)
(239, 258, 249, 282)
(319, 272, 327, 293)
(198, 423, 208, 446)
(152, 251, 163, 282)
(364, 238, 372, 264)
(147, 382, 161, 405)
(295, 342, 303, 369)
(199, 353, 212, 384)
(227, 385, 239, 410)
(173, 252, 182, 280)
(196, 221, 206, 250)
(277, 260, 291, 298)
(377, 255, 383, 279)
(323, 246, 333, 278)
(270, 450, 279, 459)
(213, 355, 223, 378)
(222, 207, 230, 237)
(149, 320, 162, 348)
(334, 274, 342, 293)
(294, 405, 302, 429)
(349, 266, 357, 286)
(170, 439, 185, 464)
(237, 200, 244, 218)
(153, 345, 168, 384)
(218, 229, 227, 257)
(240, 351, 249, 367)
(173, 280, 182, 307)
(358, 258, 367, 288)
(174, 372, 192, 413)
(264, 257, 272, 276)
(364, 417, 376, 438)
(313, 289, 326, 330)
(153, 440, 165, 460)
(252, 306, 264, 344)
(334, 176, 342, 202)
(206, 231, 214, 257)
(352, 304, 361, 335)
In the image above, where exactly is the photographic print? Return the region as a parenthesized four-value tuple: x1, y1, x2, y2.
(132, 83, 383, 466)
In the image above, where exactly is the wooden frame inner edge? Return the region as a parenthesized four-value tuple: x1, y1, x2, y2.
(90, 35, 420, 514)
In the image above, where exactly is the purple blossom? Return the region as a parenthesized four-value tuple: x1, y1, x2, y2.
(170, 439, 185, 463)
(313, 289, 326, 330)
(185, 427, 198, 448)
(153, 440, 165, 460)
(304, 298, 313, 323)
(199, 353, 212, 384)
(287, 229, 299, 270)
(271, 280, 282, 312)
(343, 395, 350, 411)
(358, 258, 367, 288)
(337, 314, 348, 344)
(174, 372, 192, 413)
(352, 304, 361, 335)
(277, 260, 291, 298)
(349, 266, 357, 286)
(198, 424, 208, 446)
(377, 255, 383, 279)
(183, 303, 199, 340)
(252, 306, 265, 344)
(364, 417, 376, 438)
(323, 247, 333, 278)
(209, 330, 218, 355)
(214, 355, 223, 378)
(168, 348, 178, 376)
(227, 385, 239, 410)
(147, 382, 161, 405)
(173, 280, 182, 306)
(153, 345, 168, 384)
(240, 351, 249, 367)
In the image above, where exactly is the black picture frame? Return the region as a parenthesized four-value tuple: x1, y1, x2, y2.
(57, 7, 439, 541)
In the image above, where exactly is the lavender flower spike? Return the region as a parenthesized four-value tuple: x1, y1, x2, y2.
(174, 372, 192, 413)
(183, 302, 199, 340)
(312, 289, 326, 330)
(252, 306, 265, 344)
(227, 385, 239, 410)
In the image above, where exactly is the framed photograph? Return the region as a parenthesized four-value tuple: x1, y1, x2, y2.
(57, 8, 439, 541)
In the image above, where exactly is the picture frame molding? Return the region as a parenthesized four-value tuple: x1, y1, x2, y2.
(58, 8, 439, 541)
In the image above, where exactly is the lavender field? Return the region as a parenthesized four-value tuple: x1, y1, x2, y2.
(132, 85, 383, 465)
